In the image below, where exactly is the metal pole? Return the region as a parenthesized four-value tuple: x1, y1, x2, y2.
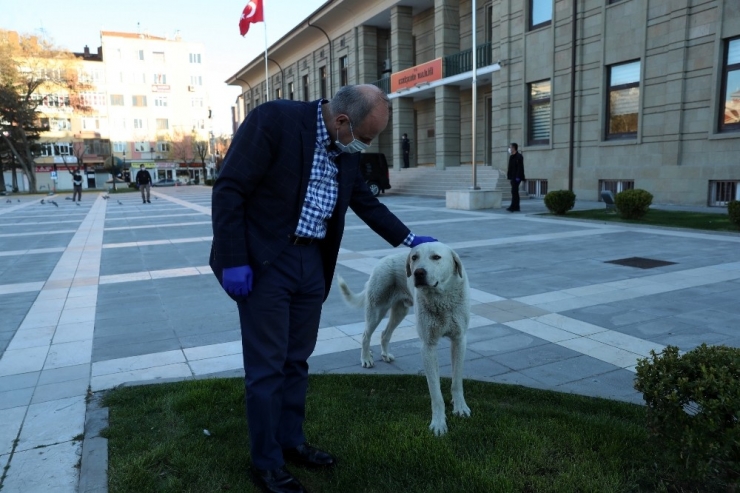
(263, 20, 270, 102)
(471, 0, 479, 190)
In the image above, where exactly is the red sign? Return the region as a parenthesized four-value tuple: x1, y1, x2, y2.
(35, 166, 55, 172)
(390, 58, 443, 93)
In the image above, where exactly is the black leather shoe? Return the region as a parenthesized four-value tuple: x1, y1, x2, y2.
(250, 465, 307, 493)
(283, 442, 336, 468)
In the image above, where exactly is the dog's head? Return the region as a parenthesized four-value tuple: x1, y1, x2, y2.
(406, 242, 464, 289)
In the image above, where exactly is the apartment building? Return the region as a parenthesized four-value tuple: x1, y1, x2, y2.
(227, 0, 740, 207)
(27, 31, 213, 192)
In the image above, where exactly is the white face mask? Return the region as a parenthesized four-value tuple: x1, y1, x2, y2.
(507, 147, 512, 155)
(335, 121, 369, 154)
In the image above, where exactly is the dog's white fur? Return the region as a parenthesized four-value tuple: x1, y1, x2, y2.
(336, 242, 471, 435)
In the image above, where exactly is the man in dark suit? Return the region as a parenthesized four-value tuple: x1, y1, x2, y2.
(211, 84, 436, 493)
(401, 133, 410, 168)
(506, 142, 525, 212)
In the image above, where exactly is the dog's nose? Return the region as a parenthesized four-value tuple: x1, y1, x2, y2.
(413, 268, 427, 284)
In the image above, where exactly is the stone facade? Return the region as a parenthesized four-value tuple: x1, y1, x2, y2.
(230, 0, 740, 206)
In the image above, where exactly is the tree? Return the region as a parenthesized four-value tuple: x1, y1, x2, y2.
(0, 30, 90, 192)
(193, 140, 208, 184)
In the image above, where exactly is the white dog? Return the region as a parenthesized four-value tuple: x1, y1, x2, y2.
(337, 242, 471, 435)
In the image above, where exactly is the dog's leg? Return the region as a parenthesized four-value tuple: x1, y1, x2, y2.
(420, 342, 447, 436)
(379, 302, 408, 363)
(361, 305, 386, 368)
(450, 334, 471, 418)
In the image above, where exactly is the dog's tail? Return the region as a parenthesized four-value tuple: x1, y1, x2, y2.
(336, 276, 365, 308)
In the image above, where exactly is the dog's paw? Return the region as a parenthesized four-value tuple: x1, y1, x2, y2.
(381, 351, 395, 363)
(429, 418, 448, 436)
(361, 350, 375, 368)
(453, 403, 471, 418)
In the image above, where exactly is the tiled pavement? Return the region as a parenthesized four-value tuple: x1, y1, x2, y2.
(0, 186, 739, 491)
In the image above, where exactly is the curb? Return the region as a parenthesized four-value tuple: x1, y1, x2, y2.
(78, 393, 108, 493)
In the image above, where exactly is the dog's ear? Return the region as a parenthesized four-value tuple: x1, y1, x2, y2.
(406, 252, 413, 278)
(451, 250, 464, 278)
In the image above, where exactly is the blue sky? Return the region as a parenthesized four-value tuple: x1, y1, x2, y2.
(0, 0, 326, 134)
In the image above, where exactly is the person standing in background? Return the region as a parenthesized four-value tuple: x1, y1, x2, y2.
(71, 168, 83, 202)
(506, 143, 525, 212)
(401, 133, 410, 168)
(135, 164, 152, 204)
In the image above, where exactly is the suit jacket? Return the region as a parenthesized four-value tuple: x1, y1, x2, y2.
(210, 99, 410, 301)
(507, 152, 525, 181)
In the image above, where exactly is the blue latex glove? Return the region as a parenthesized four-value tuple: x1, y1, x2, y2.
(516, 178, 521, 182)
(410, 235, 438, 248)
(222, 265, 253, 297)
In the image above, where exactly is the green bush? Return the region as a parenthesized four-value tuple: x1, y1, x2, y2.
(634, 344, 740, 488)
(614, 188, 653, 219)
(204, 179, 215, 186)
(728, 200, 740, 229)
(543, 190, 576, 215)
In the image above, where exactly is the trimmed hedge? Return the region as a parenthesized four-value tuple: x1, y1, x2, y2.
(543, 190, 576, 215)
(614, 188, 653, 219)
(728, 200, 740, 229)
(634, 344, 740, 488)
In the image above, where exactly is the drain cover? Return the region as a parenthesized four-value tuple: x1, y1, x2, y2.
(605, 257, 677, 269)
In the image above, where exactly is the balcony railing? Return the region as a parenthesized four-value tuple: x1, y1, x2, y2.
(443, 42, 493, 78)
(370, 42, 493, 93)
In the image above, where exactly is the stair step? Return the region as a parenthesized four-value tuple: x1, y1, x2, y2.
(385, 165, 523, 198)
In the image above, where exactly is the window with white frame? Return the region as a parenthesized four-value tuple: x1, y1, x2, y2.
(112, 118, 127, 130)
(530, 0, 552, 30)
(152, 51, 165, 63)
(49, 118, 71, 131)
(156, 118, 169, 130)
(606, 60, 641, 139)
(134, 141, 150, 152)
(131, 72, 146, 84)
(39, 142, 73, 156)
(190, 75, 203, 86)
(191, 97, 204, 107)
(82, 117, 101, 130)
(133, 118, 145, 129)
(132, 95, 147, 107)
(528, 80, 551, 145)
(110, 94, 124, 106)
(81, 92, 106, 107)
(153, 73, 167, 84)
(189, 53, 202, 64)
(154, 96, 168, 107)
(157, 141, 171, 152)
(113, 142, 126, 153)
(720, 37, 740, 132)
(136, 49, 144, 61)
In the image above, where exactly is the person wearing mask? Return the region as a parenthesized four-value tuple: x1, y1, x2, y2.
(135, 164, 153, 204)
(71, 168, 83, 202)
(506, 143, 525, 212)
(401, 133, 410, 168)
(210, 84, 437, 493)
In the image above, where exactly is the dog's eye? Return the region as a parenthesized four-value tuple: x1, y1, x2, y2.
(411, 254, 418, 261)
(431, 255, 441, 260)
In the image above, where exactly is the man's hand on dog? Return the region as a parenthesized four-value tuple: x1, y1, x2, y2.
(410, 235, 437, 248)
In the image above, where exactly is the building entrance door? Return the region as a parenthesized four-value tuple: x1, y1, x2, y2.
(485, 97, 492, 165)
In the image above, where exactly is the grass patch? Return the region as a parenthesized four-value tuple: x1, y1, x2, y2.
(101, 374, 675, 493)
(560, 209, 737, 232)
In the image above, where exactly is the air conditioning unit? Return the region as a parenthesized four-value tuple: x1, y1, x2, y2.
(382, 59, 392, 72)
(188, 85, 196, 92)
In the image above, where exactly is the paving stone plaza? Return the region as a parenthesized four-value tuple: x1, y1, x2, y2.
(1, 186, 739, 491)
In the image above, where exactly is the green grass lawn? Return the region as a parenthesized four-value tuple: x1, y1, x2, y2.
(100, 374, 679, 493)
(559, 209, 738, 232)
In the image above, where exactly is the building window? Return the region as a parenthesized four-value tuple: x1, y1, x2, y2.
(136, 49, 144, 61)
(193, 119, 205, 130)
(288, 82, 294, 100)
(134, 141, 149, 152)
(48, 118, 71, 131)
(133, 119, 145, 129)
(720, 37, 740, 133)
(528, 80, 551, 145)
(154, 96, 168, 107)
(189, 53, 202, 64)
(530, 0, 552, 30)
(340, 56, 348, 86)
(302, 75, 310, 101)
(153, 73, 167, 84)
(275, 87, 282, 100)
(132, 95, 147, 107)
(190, 75, 203, 86)
(152, 51, 165, 63)
(486, 4, 493, 43)
(191, 97, 204, 107)
(319, 66, 327, 99)
(606, 60, 640, 139)
(113, 142, 126, 153)
(156, 119, 169, 130)
(157, 141, 171, 153)
(110, 94, 124, 106)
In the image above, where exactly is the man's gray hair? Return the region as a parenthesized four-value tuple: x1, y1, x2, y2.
(329, 85, 391, 125)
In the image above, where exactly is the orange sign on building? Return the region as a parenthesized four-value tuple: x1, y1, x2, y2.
(390, 58, 443, 93)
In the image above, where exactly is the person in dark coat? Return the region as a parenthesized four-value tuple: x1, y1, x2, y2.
(401, 133, 410, 168)
(210, 84, 437, 493)
(71, 168, 83, 202)
(135, 164, 153, 203)
(506, 142, 525, 212)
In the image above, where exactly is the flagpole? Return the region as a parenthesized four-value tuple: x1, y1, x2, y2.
(263, 14, 269, 102)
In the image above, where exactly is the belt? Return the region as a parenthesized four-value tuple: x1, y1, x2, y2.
(289, 234, 320, 246)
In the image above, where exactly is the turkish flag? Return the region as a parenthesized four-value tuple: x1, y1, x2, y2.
(239, 0, 264, 37)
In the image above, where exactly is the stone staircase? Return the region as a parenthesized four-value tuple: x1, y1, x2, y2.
(384, 165, 525, 199)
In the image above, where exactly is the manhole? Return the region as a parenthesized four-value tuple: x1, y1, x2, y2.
(604, 257, 677, 269)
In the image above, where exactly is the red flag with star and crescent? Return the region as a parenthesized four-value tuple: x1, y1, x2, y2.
(239, 0, 264, 37)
